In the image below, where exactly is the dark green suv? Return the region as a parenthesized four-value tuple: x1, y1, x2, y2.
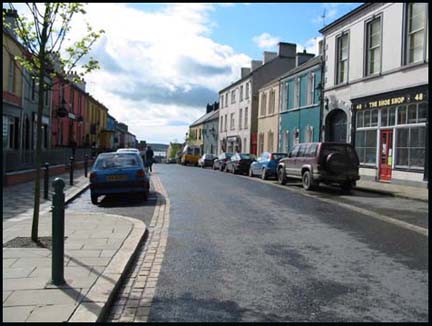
(277, 142, 360, 191)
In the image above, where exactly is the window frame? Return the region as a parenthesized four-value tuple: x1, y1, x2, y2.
(364, 14, 383, 77)
(403, 3, 428, 65)
(244, 107, 248, 129)
(335, 31, 350, 85)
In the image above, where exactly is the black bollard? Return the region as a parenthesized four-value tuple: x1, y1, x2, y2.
(52, 178, 66, 285)
(69, 156, 74, 186)
(84, 154, 89, 178)
(44, 162, 49, 199)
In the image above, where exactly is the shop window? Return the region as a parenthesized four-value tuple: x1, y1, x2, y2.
(355, 129, 377, 164)
(418, 103, 427, 122)
(407, 104, 417, 123)
(397, 105, 407, 124)
(356, 111, 364, 128)
(395, 126, 425, 169)
(389, 107, 396, 126)
(364, 110, 371, 127)
(381, 109, 388, 126)
(371, 109, 378, 127)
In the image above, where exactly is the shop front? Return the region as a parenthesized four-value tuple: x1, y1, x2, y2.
(352, 85, 428, 186)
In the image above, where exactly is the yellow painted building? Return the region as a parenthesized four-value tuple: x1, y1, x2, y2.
(85, 95, 108, 148)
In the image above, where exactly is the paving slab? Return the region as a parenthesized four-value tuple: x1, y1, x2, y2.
(2, 212, 146, 322)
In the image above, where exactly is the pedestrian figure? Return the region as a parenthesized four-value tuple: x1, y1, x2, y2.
(145, 145, 154, 172)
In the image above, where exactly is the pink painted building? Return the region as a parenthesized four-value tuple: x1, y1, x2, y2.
(51, 74, 88, 148)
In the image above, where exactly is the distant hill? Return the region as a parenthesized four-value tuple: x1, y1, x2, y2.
(148, 143, 169, 152)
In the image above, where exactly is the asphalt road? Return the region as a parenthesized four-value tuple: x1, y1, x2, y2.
(66, 163, 428, 322)
(150, 164, 428, 322)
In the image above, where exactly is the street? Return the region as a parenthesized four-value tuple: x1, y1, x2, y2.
(67, 163, 428, 322)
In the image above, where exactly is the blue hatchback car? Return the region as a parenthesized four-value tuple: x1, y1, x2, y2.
(89, 152, 150, 204)
(249, 152, 288, 180)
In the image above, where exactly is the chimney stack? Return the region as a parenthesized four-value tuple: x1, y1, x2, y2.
(278, 42, 296, 58)
(296, 52, 315, 67)
(251, 60, 262, 71)
(263, 51, 277, 64)
(3, 9, 18, 38)
(241, 67, 251, 78)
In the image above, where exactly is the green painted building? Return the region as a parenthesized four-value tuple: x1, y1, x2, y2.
(279, 56, 322, 152)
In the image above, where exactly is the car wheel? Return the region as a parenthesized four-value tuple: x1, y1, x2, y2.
(302, 170, 316, 191)
(213, 164, 217, 170)
(261, 168, 268, 180)
(91, 194, 98, 205)
(248, 167, 253, 177)
(278, 167, 287, 185)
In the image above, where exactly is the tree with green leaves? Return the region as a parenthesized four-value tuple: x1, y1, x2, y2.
(3, 3, 105, 242)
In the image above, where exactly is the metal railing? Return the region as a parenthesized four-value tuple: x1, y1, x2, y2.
(3, 148, 93, 172)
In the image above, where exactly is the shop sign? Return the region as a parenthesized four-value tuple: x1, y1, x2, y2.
(352, 86, 428, 110)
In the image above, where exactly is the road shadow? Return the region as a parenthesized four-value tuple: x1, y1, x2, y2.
(95, 191, 163, 208)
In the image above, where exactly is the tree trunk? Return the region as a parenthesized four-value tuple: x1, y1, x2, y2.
(31, 9, 49, 243)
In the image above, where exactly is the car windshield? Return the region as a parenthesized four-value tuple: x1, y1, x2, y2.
(95, 154, 140, 170)
(239, 154, 251, 159)
(272, 153, 287, 160)
(225, 153, 233, 158)
(206, 154, 214, 159)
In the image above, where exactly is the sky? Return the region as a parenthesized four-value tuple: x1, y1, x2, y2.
(8, 2, 361, 144)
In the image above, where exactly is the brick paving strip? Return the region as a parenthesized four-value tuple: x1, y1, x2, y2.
(106, 171, 170, 322)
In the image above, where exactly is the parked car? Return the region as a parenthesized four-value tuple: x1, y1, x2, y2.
(198, 154, 216, 168)
(249, 152, 288, 180)
(181, 145, 201, 166)
(89, 152, 150, 204)
(277, 142, 360, 191)
(225, 153, 254, 175)
(213, 152, 233, 171)
(116, 148, 140, 154)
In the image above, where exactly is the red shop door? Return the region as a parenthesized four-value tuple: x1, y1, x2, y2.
(379, 130, 393, 181)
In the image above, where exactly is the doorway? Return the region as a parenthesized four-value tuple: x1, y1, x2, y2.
(326, 109, 347, 143)
(379, 129, 393, 181)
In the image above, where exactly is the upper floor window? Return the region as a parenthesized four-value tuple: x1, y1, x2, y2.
(405, 3, 428, 64)
(336, 32, 349, 84)
(224, 114, 227, 131)
(239, 109, 243, 130)
(308, 73, 315, 105)
(230, 113, 235, 130)
(220, 95, 224, 108)
(245, 82, 250, 99)
(365, 17, 381, 76)
(240, 85, 244, 101)
(225, 93, 228, 107)
(31, 78, 36, 101)
(220, 116, 224, 132)
(244, 107, 248, 129)
(260, 92, 267, 116)
(8, 57, 16, 93)
(231, 89, 236, 104)
(269, 89, 275, 114)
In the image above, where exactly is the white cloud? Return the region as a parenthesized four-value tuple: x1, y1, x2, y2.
(297, 36, 323, 56)
(11, 3, 251, 144)
(252, 32, 280, 49)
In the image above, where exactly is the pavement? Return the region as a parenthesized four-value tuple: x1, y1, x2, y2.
(2, 169, 147, 322)
(1, 165, 428, 322)
(356, 179, 428, 202)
